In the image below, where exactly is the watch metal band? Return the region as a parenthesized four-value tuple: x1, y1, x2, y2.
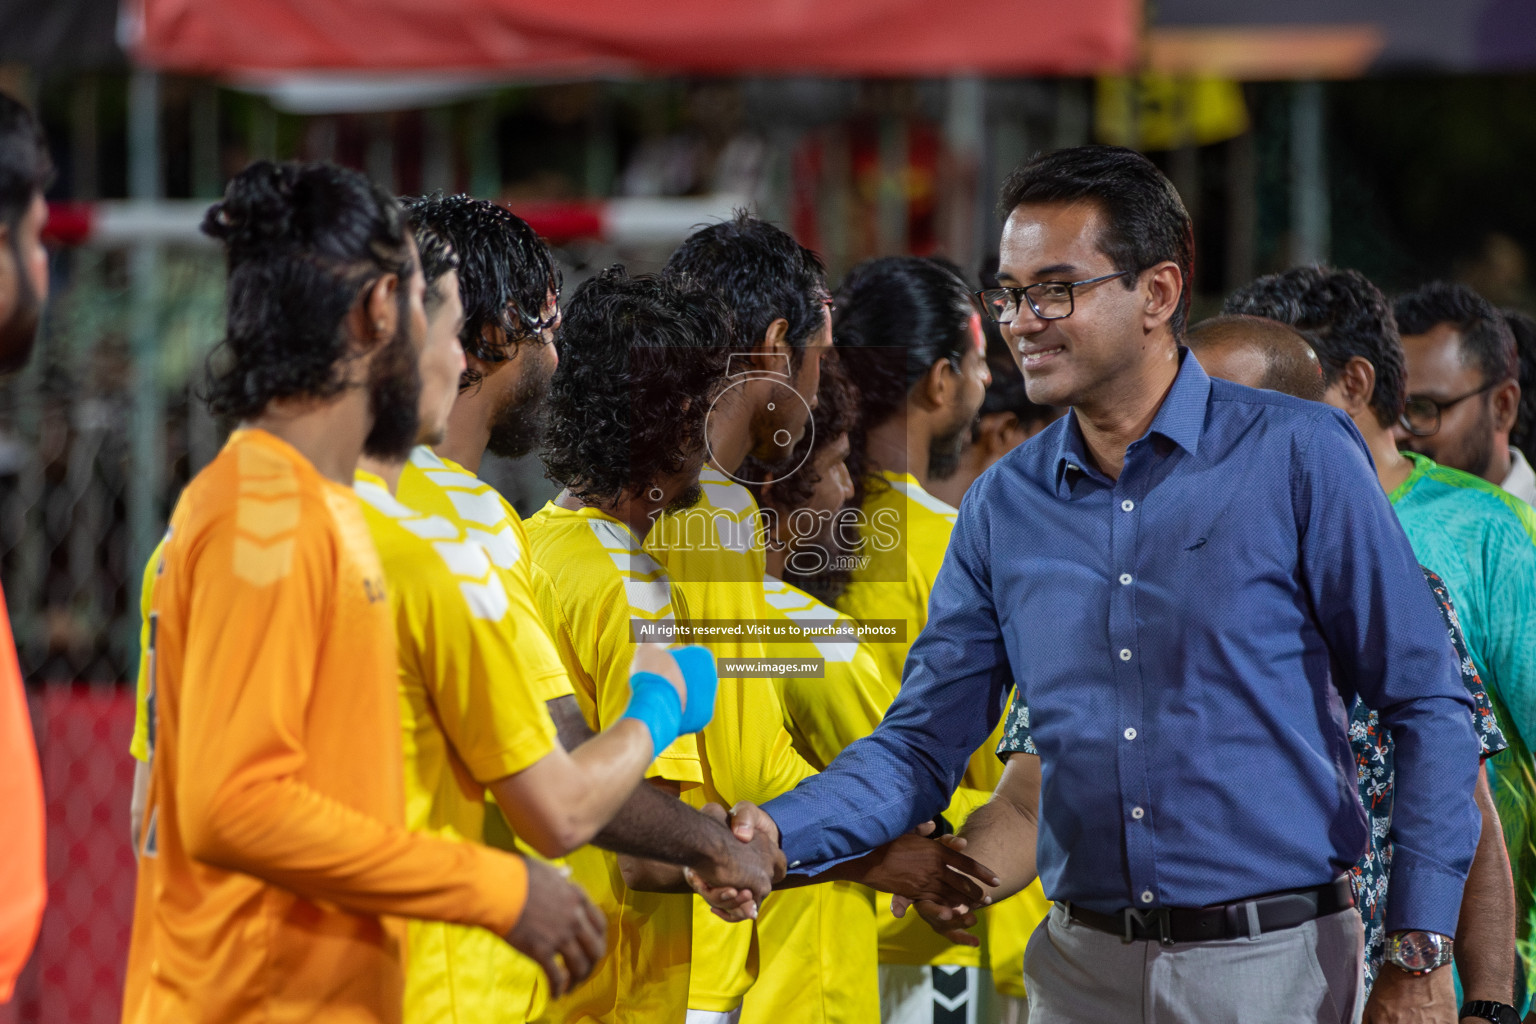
(1459, 999, 1520, 1024)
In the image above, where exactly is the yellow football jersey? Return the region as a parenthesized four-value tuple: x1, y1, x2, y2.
(525, 502, 703, 1024)
(645, 470, 852, 1017)
(737, 575, 883, 1024)
(837, 471, 1045, 982)
(355, 470, 565, 1024)
(396, 446, 575, 706)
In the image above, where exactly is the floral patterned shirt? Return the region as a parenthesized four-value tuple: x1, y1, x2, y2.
(998, 566, 1505, 990)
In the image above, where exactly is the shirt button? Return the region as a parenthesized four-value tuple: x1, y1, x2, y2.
(1119, 648, 1132, 661)
(1123, 727, 1137, 741)
(1131, 806, 1145, 819)
(1119, 573, 1133, 585)
(1121, 499, 1135, 512)
(1140, 890, 1155, 904)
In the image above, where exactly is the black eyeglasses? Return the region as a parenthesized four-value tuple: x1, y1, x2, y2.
(974, 271, 1129, 324)
(1398, 379, 1504, 437)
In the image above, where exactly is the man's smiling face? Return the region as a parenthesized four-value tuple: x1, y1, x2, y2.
(997, 201, 1150, 410)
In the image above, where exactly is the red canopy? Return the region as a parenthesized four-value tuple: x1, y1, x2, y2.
(129, 0, 1140, 77)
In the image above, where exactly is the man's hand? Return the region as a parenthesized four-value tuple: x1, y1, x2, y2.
(503, 859, 607, 999)
(1361, 964, 1456, 1024)
(849, 832, 998, 909)
(891, 894, 982, 947)
(682, 803, 787, 923)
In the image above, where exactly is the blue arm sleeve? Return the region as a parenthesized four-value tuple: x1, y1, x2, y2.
(1297, 411, 1481, 936)
(764, 484, 1014, 871)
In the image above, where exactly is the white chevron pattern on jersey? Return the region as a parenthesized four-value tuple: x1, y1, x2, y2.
(698, 468, 760, 554)
(355, 477, 511, 622)
(409, 448, 523, 570)
(587, 518, 676, 624)
(762, 575, 861, 663)
(886, 477, 959, 524)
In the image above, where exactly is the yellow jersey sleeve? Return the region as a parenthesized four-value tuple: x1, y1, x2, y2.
(397, 448, 574, 705)
(358, 475, 559, 786)
(129, 538, 165, 763)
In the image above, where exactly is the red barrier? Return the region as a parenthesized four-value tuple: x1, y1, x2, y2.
(10, 685, 136, 1024)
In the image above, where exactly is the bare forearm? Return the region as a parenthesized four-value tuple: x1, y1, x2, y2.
(547, 695, 739, 869)
(955, 795, 1038, 903)
(596, 779, 734, 868)
(1456, 768, 1516, 1004)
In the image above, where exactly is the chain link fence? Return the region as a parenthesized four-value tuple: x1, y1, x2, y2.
(0, 242, 223, 1023)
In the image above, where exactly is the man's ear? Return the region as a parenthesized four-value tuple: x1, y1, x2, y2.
(1335, 355, 1377, 418)
(752, 318, 792, 372)
(1492, 379, 1521, 434)
(1141, 261, 1183, 334)
(356, 273, 401, 353)
(916, 357, 953, 412)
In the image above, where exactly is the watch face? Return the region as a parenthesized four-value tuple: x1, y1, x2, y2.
(1391, 931, 1448, 972)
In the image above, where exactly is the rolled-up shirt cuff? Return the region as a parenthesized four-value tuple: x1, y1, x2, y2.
(1381, 848, 1471, 937)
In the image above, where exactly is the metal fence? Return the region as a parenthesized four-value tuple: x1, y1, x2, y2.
(0, 243, 224, 685)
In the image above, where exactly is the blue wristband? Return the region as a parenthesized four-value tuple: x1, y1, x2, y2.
(621, 670, 683, 758)
(670, 645, 718, 734)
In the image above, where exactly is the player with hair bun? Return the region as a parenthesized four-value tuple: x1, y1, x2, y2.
(121, 161, 550, 1024)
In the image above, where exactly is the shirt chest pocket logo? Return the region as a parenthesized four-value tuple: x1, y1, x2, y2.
(1186, 537, 1208, 551)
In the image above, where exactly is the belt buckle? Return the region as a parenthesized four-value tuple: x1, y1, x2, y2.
(1122, 906, 1173, 946)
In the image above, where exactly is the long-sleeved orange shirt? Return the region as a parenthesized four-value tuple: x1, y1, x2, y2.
(0, 583, 44, 1003)
(122, 430, 528, 1024)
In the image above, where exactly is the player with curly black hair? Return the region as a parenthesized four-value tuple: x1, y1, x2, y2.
(1228, 267, 1532, 1017)
(121, 160, 548, 1024)
(403, 193, 561, 469)
(526, 267, 778, 1022)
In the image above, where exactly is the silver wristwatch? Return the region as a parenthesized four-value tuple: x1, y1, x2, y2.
(1384, 930, 1454, 975)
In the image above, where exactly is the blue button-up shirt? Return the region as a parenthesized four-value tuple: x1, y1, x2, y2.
(764, 351, 1481, 936)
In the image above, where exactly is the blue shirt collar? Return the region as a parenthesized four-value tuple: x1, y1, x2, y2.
(1053, 348, 1211, 494)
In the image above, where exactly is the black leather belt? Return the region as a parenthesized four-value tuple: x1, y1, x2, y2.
(1062, 876, 1355, 945)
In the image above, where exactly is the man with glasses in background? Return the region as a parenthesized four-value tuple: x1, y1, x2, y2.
(1394, 282, 1536, 505)
(743, 145, 1481, 1022)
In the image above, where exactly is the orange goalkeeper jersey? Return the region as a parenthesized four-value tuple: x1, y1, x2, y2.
(122, 429, 528, 1024)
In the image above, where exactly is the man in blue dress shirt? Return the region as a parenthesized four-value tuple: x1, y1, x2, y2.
(740, 147, 1483, 1022)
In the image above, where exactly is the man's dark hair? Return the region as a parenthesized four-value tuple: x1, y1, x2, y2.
(662, 211, 827, 360)
(541, 267, 735, 504)
(1393, 282, 1518, 386)
(1504, 309, 1536, 462)
(833, 256, 978, 428)
(403, 193, 560, 387)
(0, 92, 52, 228)
(1224, 267, 1406, 428)
(1187, 315, 1328, 402)
(998, 145, 1194, 337)
(409, 220, 460, 316)
(202, 160, 414, 420)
